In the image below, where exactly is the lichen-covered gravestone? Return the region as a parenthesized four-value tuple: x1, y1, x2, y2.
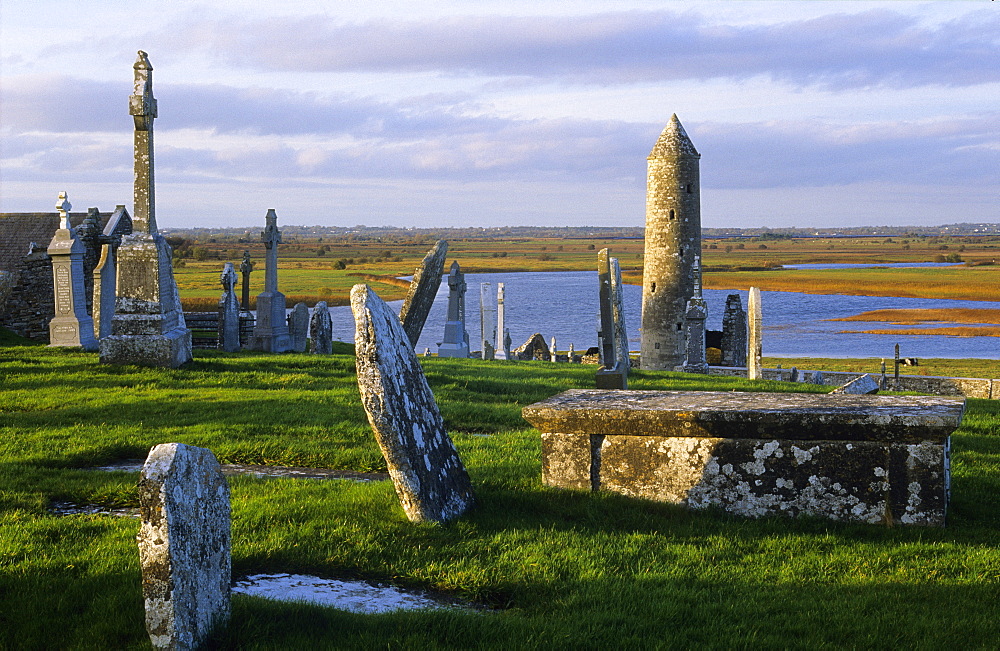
(399, 240, 448, 347)
(287, 302, 309, 352)
(217, 263, 240, 352)
(351, 284, 475, 522)
(309, 301, 333, 354)
(137, 443, 231, 650)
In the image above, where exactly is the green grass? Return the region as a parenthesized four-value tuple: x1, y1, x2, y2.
(1, 346, 998, 648)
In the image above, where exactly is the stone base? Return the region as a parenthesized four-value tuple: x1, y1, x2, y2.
(248, 332, 293, 353)
(48, 315, 98, 351)
(100, 328, 192, 368)
(437, 343, 470, 358)
(595, 365, 628, 389)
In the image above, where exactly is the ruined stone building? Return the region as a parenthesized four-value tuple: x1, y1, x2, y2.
(0, 207, 132, 341)
(640, 114, 702, 370)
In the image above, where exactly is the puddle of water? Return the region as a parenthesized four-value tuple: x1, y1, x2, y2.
(232, 573, 467, 613)
(49, 501, 138, 517)
(91, 461, 388, 482)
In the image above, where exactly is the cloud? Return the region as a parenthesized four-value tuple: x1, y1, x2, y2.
(157, 8, 1000, 89)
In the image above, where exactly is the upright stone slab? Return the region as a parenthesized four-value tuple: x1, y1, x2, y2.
(92, 243, 117, 340)
(100, 52, 192, 368)
(287, 302, 309, 352)
(495, 283, 507, 360)
(351, 284, 475, 522)
(480, 282, 496, 360)
(399, 240, 448, 347)
(47, 192, 98, 350)
(217, 263, 240, 352)
(438, 261, 470, 358)
(239, 250, 253, 312)
(721, 294, 747, 367)
(249, 209, 292, 353)
(596, 249, 629, 389)
(137, 443, 230, 650)
(309, 301, 333, 354)
(747, 287, 762, 380)
(682, 257, 709, 374)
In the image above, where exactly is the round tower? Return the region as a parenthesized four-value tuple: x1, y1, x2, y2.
(640, 114, 701, 370)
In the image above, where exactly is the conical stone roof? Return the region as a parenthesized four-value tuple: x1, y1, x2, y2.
(649, 114, 700, 159)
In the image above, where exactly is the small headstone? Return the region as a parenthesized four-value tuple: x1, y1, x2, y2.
(811, 371, 825, 385)
(137, 443, 230, 650)
(831, 374, 880, 395)
(789, 367, 799, 382)
(438, 261, 471, 358)
(399, 240, 448, 347)
(287, 302, 309, 352)
(495, 283, 507, 360)
(721, 294, 747, 367)
(309, 301, 333, 354)
(550, 336, 558, 363)
(483, 340, 495, 361)
(480, 283, 496, 359)
(568, 343, 576, 363)
(747, 287, 762, 380)
(351, 284, 475, 522)
(503, 328, 512, 360)
(218, 263, 241, 352)
(424, 347, 432, 357)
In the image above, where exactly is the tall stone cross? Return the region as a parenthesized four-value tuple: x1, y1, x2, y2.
(239, 250, 253, 311)
(262, 210, 281, 292)
(130, 50, 157, 235)
(248, 209, 292, 352)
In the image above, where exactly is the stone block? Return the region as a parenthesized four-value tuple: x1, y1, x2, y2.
(137, 443, 230, 649)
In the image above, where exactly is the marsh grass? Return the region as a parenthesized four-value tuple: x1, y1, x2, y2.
(1, 346, 998, 648)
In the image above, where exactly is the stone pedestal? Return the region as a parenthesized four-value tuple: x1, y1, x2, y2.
(523, 390, 964, 526)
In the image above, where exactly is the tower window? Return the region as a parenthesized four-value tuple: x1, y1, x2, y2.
(650, 282, 656, 293)
(669, 209, 675, 220)
(686, 184, 693, 194)
(677, 323, 683, 331)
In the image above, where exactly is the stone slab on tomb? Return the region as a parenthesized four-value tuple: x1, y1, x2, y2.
(137, 443, 230, 650)
(351, 284, 475, 523)
(522, 389, 965, 526)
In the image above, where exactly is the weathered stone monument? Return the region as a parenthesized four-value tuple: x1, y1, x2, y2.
(46, 192, 98, 350)
(721, 293, 747, 367)
(480, 282, 496, 360)
(287, 302, 309, 353)
(596, 249, 630, 389)
(309, 302, 333, 354)
(239, 250, 253, 312)
(100, 51, 192, 368)
(640, 114, 701, 370)
(217, 263, 240, 353)
(438, 262, 470, 358)
(248, 209, 292, 353)
(137, 443, 231, 649)
(513, 333, 550, 361)
(747, 287, 762, 380)
(399, 240, 448, 347)
(495, 283, 507, 360)
(351, 284, 475, 522)
(524, 390, 964, 526)
(682, 257, 709, 374)
(91, 208, 129, 340)
(503, 328, 512, 360)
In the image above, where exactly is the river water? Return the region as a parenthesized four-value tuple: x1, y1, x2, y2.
(324, 270, 1000, 360)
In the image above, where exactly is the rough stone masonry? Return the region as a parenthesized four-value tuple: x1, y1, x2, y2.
(523, 390, 964, 526)
(137, 443, 231, 650)
(351, 284, 475, 522)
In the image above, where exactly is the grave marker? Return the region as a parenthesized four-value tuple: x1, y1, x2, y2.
(47, 192, 98, 350)
(682, 257, 709, 374)
(248, 209, 292, 353)
(399, 240, 448, 347)
(480, 283, 496, 360)
(596, 249, 629, 388)
(239, 250, 253, 312)
(351, 284, 475, 522)
(287, 302, 309, 352)
(747, 286, 762, 380)
(495, 283, 507, 360)
(438, 261, 470, 358)
(218, 263, 240, 352)
(309, 302, 333, 354)
(721, 294, 747, 367)
(137, 443, 230, 650)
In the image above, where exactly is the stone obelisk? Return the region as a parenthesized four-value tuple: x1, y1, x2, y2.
(640, 114, 701, 370)
(100, 51, 192, 368)
(47, 192, 98, 350)
(248, 209, 292, 352)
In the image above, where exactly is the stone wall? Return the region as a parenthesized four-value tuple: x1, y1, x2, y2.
(1, 251, 54, 341)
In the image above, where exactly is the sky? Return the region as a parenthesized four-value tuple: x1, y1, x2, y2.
(1, 1, 997, 230)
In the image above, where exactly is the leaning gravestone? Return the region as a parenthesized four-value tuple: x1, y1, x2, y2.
(399, 240, 448, 347)
(287, 302, 309, 352)
(309, 302, 333, 354)
(351, 284, 475, 522)
(218, 263, 240, 352)
(137, 443, 230, 650)
(831, 374, 880, 395)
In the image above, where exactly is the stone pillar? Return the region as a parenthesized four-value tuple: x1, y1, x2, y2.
(47, 192, 98, 350)
(748, 286, 762, 380)
(399, 240, 448, 347)
(721, 293, 747, 367)
(640, 114, 701, 370)
(438, 261, 470, 358)
(351, 284, 476, 522)
(248, 209, 292, 352)
(137, 443, 230, 650)
(239, 250, 253, 312)
(597, 250, 630, 388)
(480, 282, 495, 360)
(597, 248, 616, 368)
(100, 51, 192, 368)
(682, 257, 709, 374)
(309, 302, 333, 354)
(287, 302, 309, 352)
(218, 263, 240, 352)
(495, 283, 506, 360)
